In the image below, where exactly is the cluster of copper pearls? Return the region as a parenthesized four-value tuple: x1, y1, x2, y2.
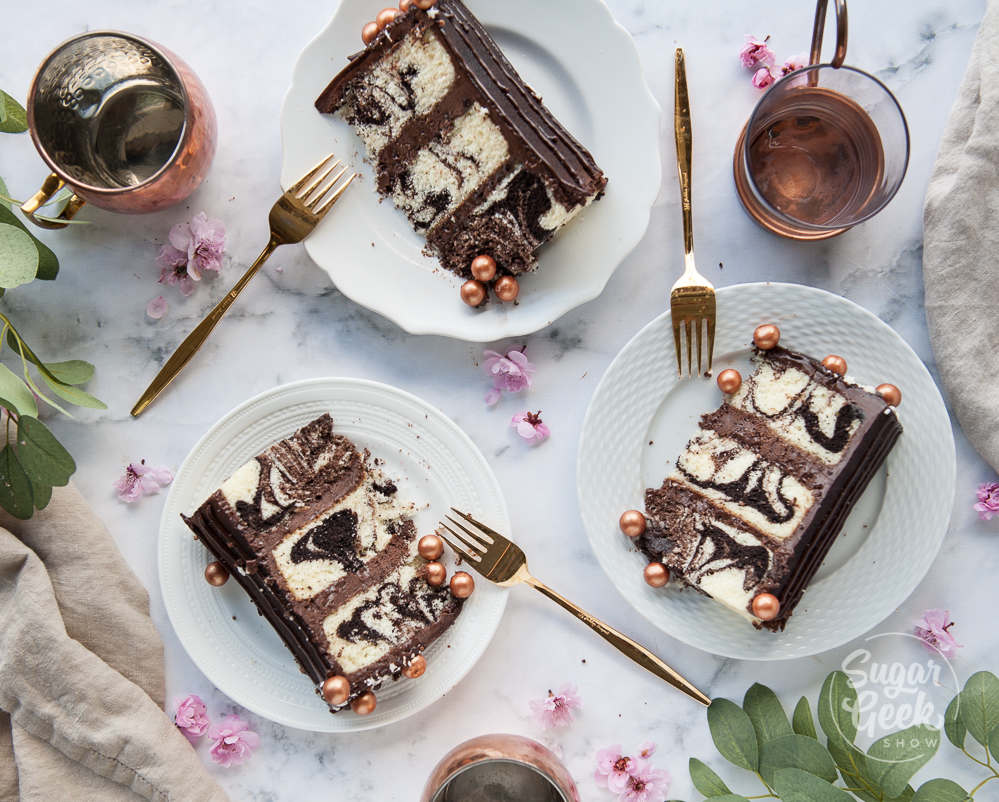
(421, 533, 475, 598)
(361, 0, 437, 45)
(460, 254, 520, 308)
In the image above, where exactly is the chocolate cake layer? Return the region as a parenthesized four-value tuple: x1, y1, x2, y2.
(641, 347, 902, 630)
(315, 0, 606, 280)
(182, 414, 462, 710)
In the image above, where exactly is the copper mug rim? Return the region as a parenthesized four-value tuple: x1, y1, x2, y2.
(736, 62, 911, 237)
(26, 29, 193, 198)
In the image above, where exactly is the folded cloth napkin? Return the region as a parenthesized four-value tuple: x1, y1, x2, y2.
(0, 483, 228, 801)
(924, 0, 999, 473)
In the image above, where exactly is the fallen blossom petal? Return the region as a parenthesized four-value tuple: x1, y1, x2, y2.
(114, 460, 173, 503)
(208, 715, 259, 767)
(752, 67, 777, 89)
(782, 53, 809, 75)
(511, 410, 550, 444)
(174, 694, 210, 742)
(914, 609, 962, 658)
(529, 684, 581, 730)
(739, 35, 776, 69)
(146, 296, 168, 320)
(637, 741, 656, 759)
(974, 481, 999, 521)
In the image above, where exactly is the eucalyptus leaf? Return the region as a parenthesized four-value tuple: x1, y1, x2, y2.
(40, 373, 106, 410)
(0, 223, 39, 288)
(793, 696, 818, 739)
(702, 797, 750, 802)
(911, 778, 968, 802)
(707, 699, 759, 771)
(0, 444, 33, 519)
(759, 733, 838, 786)
(44, 360, 95, 386)
(0, 205, 59, 280)
(0, 365, 38, 416)
(15, 414, 75, 486)
(865, 724, 940, 798)
(819, 671, 859, 743)
(6, 329, 95, 401)
(19, 366, 73, 419)
(960, 671, 999, 748)
(29, 475, 52, 510)
(689, 758, 731, 797)
(772, 768, 853, 802)
(744, 683, 792, 747)
(826, 731, 868, 779)
(944, 694, 966, 750)
(0, 177, 10, 210)
(988, 724, 999, 763)
(0, 90, 28, 133)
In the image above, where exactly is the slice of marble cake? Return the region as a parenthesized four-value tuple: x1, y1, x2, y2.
(641, 347, 901, 630)
(182, 414, 462, 712)
(315, 0, 606, 285)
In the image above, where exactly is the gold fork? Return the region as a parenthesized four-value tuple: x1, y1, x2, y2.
(670, 48, 716, 377)
(438, 508, 710, 706)
(131, 154, 357, 417)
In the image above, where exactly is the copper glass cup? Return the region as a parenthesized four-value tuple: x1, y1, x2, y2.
(21, 31, 216, 229)
(733, 0, 910, 239)
(421, 734, 580, 802)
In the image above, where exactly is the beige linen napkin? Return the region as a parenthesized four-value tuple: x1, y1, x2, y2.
(0, 483, 228, 801)
(924, 0, 999, 472)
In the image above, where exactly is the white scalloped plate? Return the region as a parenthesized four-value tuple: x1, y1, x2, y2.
(577, 283, 955, 660)
(159, 379, 508, 731)
(280, 0, 660, 341)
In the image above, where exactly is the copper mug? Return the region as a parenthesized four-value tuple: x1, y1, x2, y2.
(21, 31, 216, 229)
(421, 734, 580, 801)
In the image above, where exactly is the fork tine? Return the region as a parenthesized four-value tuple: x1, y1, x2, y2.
(444, 515, 491, 551)
(437, 522, 482, 561)
(706, 315, 715, 373)
(449, 508, 496, 543)
(297, 159, 342, 201)
(685, 318, 693, 376)
(436, 527, 481, 564)
(672, 316, 683, 376)
(289, 153, 336, 194)
(314, 172, 358, 216)
(695, 317, 703, 375)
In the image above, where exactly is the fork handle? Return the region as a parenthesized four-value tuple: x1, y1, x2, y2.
(130, 237, 281, 417)
(674, 48, 694, 257)
(524, 575, 710, 706)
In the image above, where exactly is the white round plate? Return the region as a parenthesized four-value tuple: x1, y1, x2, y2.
(577, 283, 955, 660)
(160, 379, 509, 731)
(280, 0, 660, 341)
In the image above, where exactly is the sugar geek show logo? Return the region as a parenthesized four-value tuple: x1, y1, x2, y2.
(826, 631, 959, 766)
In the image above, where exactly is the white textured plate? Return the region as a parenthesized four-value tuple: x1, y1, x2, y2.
(577, 283, 955, 660)
(160, 379, 508, 731)
(280, 0, 660, 341)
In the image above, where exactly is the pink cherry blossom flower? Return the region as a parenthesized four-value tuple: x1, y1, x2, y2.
(512, 410, 550, 444)
(146, 295, 168, 320)
(619, 759, 671, 802)
(157, 246, 196, 296)
(169, 212, 226, 280)
(752, 67, 777, 89)
(207, 715, 259, 767)
(914, 609, 962, 658)
(114, 459, 174, 503)
(782, 53, 809, 75)
(174, 694, 210, 742)
(529, 684, 581, 729)
(483, 347, 535, 406)
(637, 741, 656, 759)
(974, 481, 999, 521)
(739, 35, 776, 69)
(594, 746, 635, 793)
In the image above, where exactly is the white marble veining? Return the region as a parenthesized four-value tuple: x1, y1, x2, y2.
(2, 0, 997, 799)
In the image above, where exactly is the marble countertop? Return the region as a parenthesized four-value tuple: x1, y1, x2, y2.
(3, 0, 997, 799)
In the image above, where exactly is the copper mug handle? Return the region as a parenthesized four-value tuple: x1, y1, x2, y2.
(20, 173, 86, 230)
(810, 0, 848, 68)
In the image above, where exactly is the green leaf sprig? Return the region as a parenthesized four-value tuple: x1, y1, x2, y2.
(683, 670, 999, 801)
